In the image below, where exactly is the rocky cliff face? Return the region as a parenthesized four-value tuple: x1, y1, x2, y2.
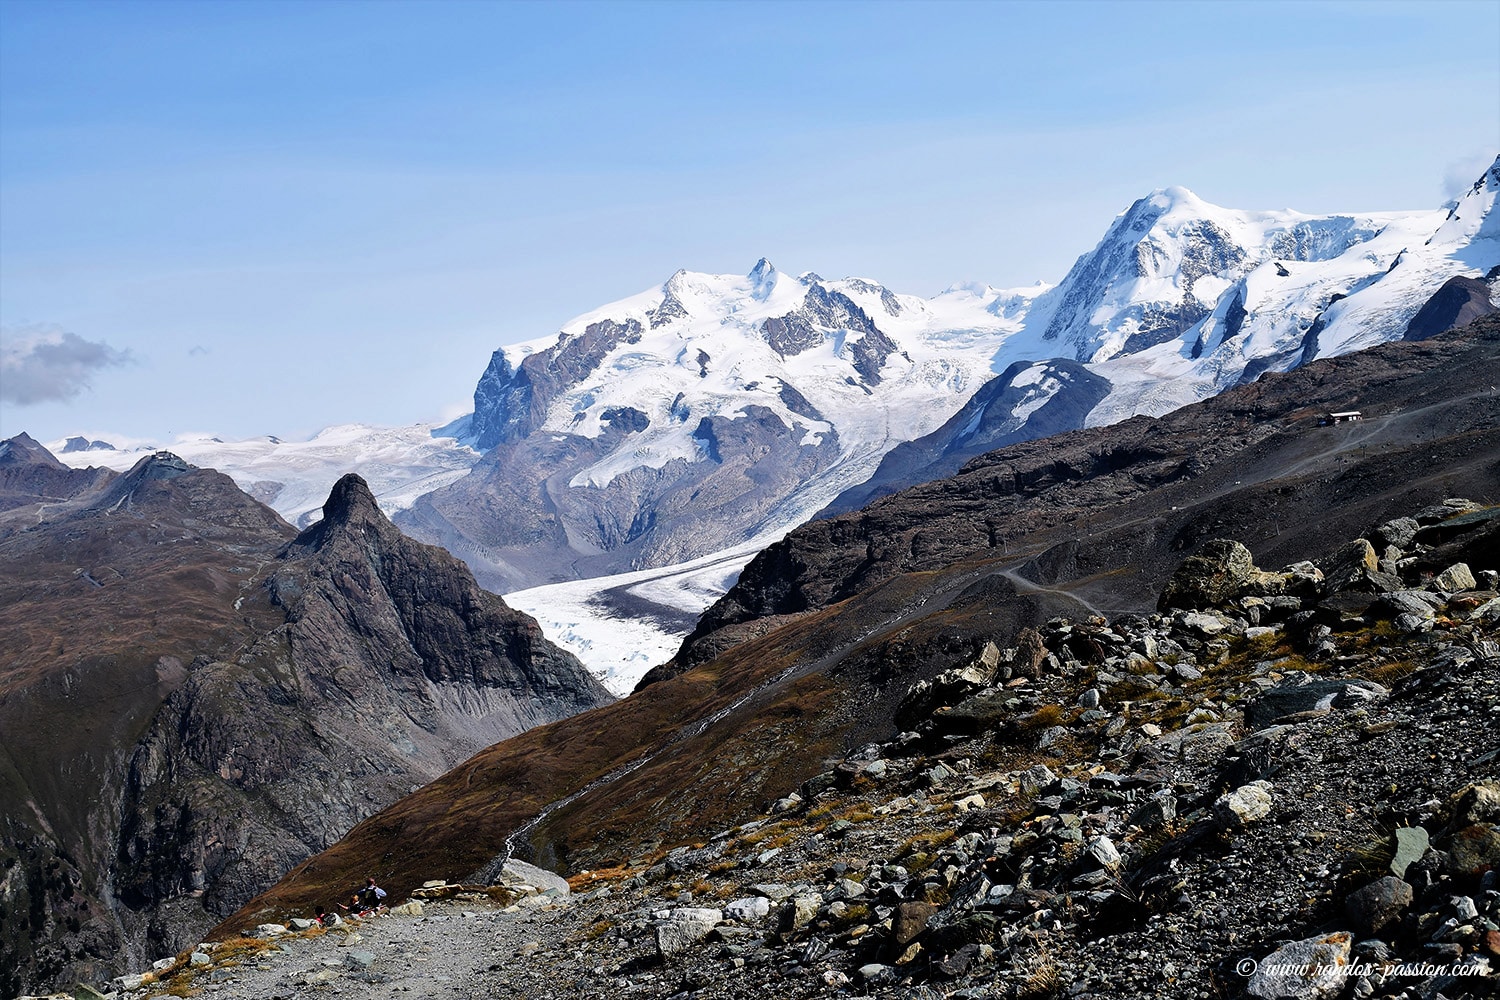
(0, 452, 611, 996)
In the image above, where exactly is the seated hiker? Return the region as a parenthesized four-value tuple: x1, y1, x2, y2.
(358, 876, 387, 911)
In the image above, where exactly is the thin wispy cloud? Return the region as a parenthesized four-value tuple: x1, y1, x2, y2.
(1443, 151, 1496, 201)
(0, 324, 134, 405)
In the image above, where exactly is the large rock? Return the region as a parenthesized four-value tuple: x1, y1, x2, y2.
(1159, 539, 1257, 610)
(1320, 538, 1385, 593)
(1373, 516, 1420, 549)
(1432, 562, 1477, 593)
(1344, 877, 1412, 935)
(723, 896, 771, 923)
(501, 859, 571, 896)
(654, 908, 722, 957)
(1245, 932, 1351, 999)
(1448, 824, 1500, 876)
(1447, 780, 1500, 826)
(1244, 677, 1388, 728)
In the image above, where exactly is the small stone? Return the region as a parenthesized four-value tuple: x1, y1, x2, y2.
(857, 963, 895, 985)
(1390, 826, 1429, 879)
(779, 896, 820, 934)
(954, 793, 986, 811)
(1078, 688, 1100, 709)
(288, 917, 316, 931)
(1129, 794, 1177, 829)
(723, 896, 771, 923)
(892, 901, 934, 947)
(1086, 836, 1122, 871)
(1215, 781, 1274, 828)
(344, 950, 376, 970)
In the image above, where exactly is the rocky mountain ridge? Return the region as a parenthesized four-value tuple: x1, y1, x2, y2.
(0, 448, 611, 996)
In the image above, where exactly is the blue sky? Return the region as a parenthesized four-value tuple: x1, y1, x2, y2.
(1, 0, 1497, 443)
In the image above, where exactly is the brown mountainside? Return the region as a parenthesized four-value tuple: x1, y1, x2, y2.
(219, 317, 1500, 937)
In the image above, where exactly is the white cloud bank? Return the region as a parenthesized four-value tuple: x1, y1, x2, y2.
(0, 324, 134, 405)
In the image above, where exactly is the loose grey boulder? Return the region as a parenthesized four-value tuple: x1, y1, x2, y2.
(1158, 539, 1256, 609)
(655, 908, 722, 957)
(1432, 562, 1477, 593)
(1245, 931, 1351, 999)
(723, 896, 771, 923)
(502, 858, 571, 895)
(1374, 516, 1420, 549)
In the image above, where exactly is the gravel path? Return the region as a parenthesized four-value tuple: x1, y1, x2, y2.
(196, 899, 602, 1000)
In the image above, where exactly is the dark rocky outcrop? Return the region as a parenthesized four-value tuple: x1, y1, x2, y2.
(1403, 274, 1497, 341)
(471, 318, 645, 450)
(0, 454, 610, 995)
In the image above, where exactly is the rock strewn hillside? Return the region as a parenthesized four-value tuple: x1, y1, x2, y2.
(216, 317, 1500, 963)
(132, 498, 1500, 1000)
